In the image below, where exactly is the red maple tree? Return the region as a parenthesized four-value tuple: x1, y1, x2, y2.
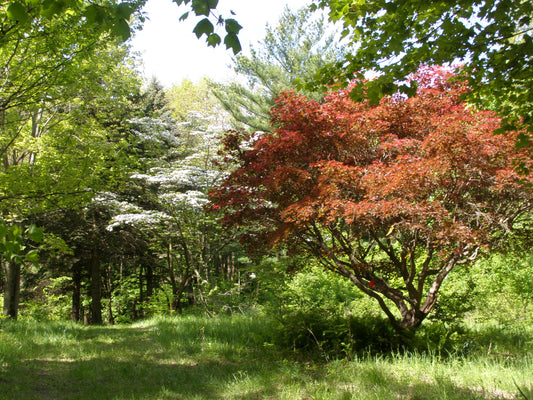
(209, 66, 533, 332)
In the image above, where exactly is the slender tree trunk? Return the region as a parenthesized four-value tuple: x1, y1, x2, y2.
(71, 262, 82, 322)
(167, 241, 177, 315)
(138, 264, 144, 316)
(117, 256, 123, 318)
(107, 263, 115, 324)
(145, 263, 154, 298)
(3, 260, 21, 319)
(90, 249, 102, 324)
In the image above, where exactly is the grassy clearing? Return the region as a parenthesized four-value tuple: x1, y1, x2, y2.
(0, 314, 531, 400)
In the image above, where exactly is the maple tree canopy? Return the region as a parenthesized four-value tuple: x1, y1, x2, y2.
(209, 66, 533, 332)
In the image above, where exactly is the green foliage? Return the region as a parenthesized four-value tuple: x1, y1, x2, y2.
(142, 285, 175, 317)
(196, 275, 258, 316)
(139, 78, 171, 118)
(21, 276, 72, 321)
(0, 219, 42, 265)
(166, 79, 226, 123)
(266, 267, 401, 358)
(469, 252, 533, 325)
(430, 270, 478, 326)
(1, 35, 142, 218)
(110, 275, 141, 324)
(405, 248, 533, 355)
(0, 0, 243, 47)
(173, 0, 242, 54)
(1, 0, 139, 42)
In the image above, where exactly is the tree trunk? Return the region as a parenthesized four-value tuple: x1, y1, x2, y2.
(106, 263, 115, 324)
(167, 241, 177, 315)
(138, 264, 144, 316)
(90, 249, 102, 324)
(145, 263, 154, 298)
(71, 262, 82, 322)
(398, 309, 426, 331)
(3, 260, 21, 319)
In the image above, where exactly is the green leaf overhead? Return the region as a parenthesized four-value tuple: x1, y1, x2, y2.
(193, 18, 214, 38)
(6, 1, 29, 22)
(115, 2, 133, 19)
(207, 33, 221, 47)
(225, 18, 242, 34)
(191, 0, 214, 16)
(112, 18, 132, 40)
(223, 32, 241, 55)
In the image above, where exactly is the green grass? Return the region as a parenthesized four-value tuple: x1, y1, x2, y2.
(0, 314, 531, 400)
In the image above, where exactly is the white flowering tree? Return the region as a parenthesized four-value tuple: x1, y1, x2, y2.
(105, 83, 235, 316)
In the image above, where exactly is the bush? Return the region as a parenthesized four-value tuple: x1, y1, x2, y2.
(265, 267, 401, 359)
(20, 276, 72, 321)
(471, 252, 533, 325)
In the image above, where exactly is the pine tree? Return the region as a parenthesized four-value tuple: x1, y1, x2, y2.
(210, 6, 345, 132)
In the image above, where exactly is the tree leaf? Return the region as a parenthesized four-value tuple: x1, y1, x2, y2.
(225, 18, 242, 34)
(224, 32, 241, 55)
(26, 225, 44, 243)
(84, 4, 100, 23)
(6, 2, 29, 22)
(40, 0, 63, 19)
(25, 249, 40, 263)
(113, 18, 131, 41)
(193, 18, 214, 38)
(179, 11, 189, 21)
(192, 0, 210, 16)
(207, 33, 221, 47)
(115, 3, 133, 19)
(515, 133, 531, 150)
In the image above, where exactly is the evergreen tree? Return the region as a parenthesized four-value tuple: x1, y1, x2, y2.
(139, 78, 170, 118)
(210, 6, 345, 132)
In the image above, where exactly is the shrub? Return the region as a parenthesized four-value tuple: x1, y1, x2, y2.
(265, 267, 402, 358)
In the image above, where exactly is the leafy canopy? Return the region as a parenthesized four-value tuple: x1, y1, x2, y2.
(1, 0, 242, 53)
(309, 0, 533, 142)
(210, 66, 533, 331)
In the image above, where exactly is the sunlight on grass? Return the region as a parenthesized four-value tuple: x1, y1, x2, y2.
(0, 315, 531, 400)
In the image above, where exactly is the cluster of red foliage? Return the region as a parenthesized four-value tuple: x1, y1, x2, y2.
(209, 66, 533, 331)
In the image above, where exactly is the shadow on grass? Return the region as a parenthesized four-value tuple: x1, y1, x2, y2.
(2, 357, 282, 400)
(1, 318, 529, 399)
(0, 320, 283, 400)
(2, 355, 520, 400)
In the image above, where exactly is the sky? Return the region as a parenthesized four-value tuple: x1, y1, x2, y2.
(130, 0, 311, 87)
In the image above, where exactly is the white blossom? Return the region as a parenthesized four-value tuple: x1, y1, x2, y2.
(159, 191, 209, 209)
(106, 211, 170, 231)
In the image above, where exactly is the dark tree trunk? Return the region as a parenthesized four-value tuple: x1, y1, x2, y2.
(138, 264, 144, 306)
(71, 262, 82, 322)
(90, 249, 102, 324)
(145, 263, 154, 298)
(3, 260, 20, 319)
(106, 263, 115, 324)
